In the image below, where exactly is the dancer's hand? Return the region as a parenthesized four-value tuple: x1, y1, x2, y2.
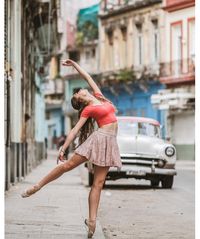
(57, 146, 65, 164)
(61, 59, 75, 66)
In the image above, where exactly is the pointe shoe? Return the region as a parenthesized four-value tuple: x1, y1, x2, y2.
(84, 219, 96, 238)
(21, 184, 41, 198)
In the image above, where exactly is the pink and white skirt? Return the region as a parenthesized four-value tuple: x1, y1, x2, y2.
(74, 128, 122, 169)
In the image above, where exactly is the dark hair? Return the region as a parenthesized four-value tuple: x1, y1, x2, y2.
(71, 92, 117, 147)
(71, 96, 95, 147)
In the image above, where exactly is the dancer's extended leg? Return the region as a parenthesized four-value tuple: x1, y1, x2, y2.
(21, 153, 87, 197)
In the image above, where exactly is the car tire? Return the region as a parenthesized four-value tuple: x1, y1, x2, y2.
(161, 176, 174, 189)
(150, 180, 160, 188)
(88, 172, 94, 186)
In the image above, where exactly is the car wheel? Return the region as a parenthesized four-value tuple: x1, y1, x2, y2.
(150, 180, 160, 188)
(88, 172, 94, 186)
(161, 176, 174, 189)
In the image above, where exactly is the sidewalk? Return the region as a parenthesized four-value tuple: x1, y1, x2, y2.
(5, 151, 105, 239)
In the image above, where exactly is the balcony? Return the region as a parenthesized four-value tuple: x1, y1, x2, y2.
(151, 87, 195, 110)
(100, 0, 162, 18)
(62, 51, 99, 80)
(43, 78, 64, 96)
(163, 0, 195, 12)
(159, 58, 195, 85)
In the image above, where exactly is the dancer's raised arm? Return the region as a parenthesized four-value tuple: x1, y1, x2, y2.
(62, 59, 102, 94)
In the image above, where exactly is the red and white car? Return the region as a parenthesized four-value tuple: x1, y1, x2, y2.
(87, 116, 177, 189)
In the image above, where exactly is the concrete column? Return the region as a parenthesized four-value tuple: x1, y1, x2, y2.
(10, 0, 22, 184)
(10, 0, 22, 142)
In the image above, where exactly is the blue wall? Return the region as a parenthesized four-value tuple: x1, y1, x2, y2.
(102, 81, 165, 126)
(45, 109, 64, 137)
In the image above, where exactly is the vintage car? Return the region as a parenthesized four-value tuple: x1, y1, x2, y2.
(86, 116, 177, 189)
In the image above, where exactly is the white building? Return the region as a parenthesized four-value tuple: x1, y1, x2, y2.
(151, 0, 195, 160)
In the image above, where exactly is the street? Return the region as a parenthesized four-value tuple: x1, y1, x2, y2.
(5, 151, 105, 239)
(80, 163, 195, 239)
(5, 150, 195, 239)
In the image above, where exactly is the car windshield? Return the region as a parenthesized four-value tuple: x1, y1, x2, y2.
(118, 121, 138, 136)
(118, 120, 161, 138)
(138, 122, 161, 138)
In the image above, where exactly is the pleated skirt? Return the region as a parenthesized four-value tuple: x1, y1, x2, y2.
(74, 128, 122, 170)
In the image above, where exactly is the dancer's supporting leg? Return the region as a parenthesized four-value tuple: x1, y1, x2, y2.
(21, 153, 87, 197)
(88, 165, 110, 221)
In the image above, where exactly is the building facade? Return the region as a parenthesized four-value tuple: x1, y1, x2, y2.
(61, 3, 100, 142)
(98, 0, 165, 129)
(151, 0, 195, 160)
(4, 0, 59, 190)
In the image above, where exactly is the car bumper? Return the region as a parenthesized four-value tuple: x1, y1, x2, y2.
(109, 165, 177, 176)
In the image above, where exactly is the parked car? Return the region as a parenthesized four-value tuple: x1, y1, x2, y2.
(86, 116, 177, 188)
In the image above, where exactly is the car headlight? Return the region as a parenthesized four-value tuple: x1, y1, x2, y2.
(165, 146, 175, 157)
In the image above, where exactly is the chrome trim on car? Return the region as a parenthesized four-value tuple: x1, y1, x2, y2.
(109, 165, 177, 176)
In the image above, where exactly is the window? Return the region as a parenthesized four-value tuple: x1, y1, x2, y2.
(152, 19, 159, 63)
(69, 51, 80, 62)
(107, 32, 114, 69)
(171, 22, 182, 75)
(92, 48, 96, 58)
(46, 112, 50, 120)
(135, 23, 143, 65)
(85, 51, 90, 60)
(188, 18, 195, 60)
(107, 31, 113, 45)
(188, 18, 195, 73)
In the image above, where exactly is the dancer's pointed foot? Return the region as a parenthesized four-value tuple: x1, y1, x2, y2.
(84, 218, 96, 238)
(21, 184, 41, 198)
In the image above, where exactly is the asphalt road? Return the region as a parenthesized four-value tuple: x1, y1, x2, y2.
(79, 164, 195, 239)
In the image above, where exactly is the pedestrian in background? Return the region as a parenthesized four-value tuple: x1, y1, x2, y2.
(21, 59, 122, 238)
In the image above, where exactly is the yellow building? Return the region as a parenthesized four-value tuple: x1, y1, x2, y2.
(98, 0, 165, 124)
(99, 0, 165, 76)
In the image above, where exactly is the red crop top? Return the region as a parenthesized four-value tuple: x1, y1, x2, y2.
(80, 92, 117, 127)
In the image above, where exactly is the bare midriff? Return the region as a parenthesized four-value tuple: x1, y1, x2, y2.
(100, 121, 118, 134)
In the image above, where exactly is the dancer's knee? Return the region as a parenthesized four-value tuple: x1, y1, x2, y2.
(62, 161, 74, 172)
(60, 154, 86, 172)
(92, 179, 105, 191)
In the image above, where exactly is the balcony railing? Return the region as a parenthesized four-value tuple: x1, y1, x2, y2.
(43, 78, 64, 96)
(62, 59, 99, 78)
(160, 58, 195, 84)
